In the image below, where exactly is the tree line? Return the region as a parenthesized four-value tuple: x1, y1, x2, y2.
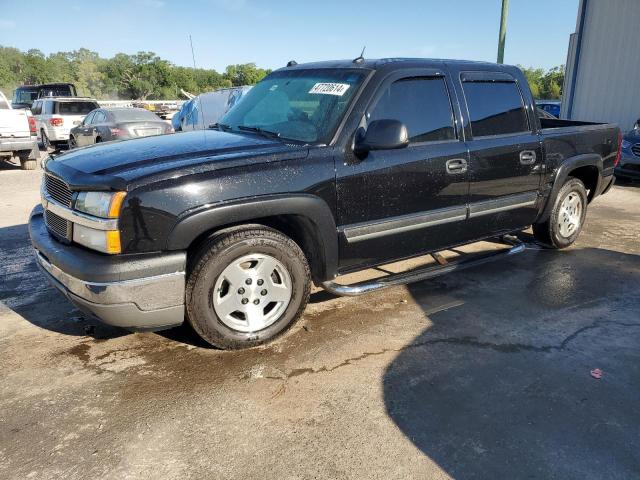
(519, 65, 565, 99)
(0, 46, 565, 101)
(0, 46, 271, 100)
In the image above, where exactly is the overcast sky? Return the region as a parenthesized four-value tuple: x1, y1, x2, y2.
(0, 0, 579, 71)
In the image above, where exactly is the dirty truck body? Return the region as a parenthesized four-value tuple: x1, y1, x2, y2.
(29, 58, 620, 349)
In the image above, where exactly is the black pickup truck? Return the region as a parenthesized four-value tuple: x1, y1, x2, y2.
(29, 58, 621, 349)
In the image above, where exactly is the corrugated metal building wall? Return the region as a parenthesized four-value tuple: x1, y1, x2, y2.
(561, 0, 640, 131)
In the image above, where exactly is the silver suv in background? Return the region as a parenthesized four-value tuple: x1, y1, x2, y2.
(31, 97, 99, 149)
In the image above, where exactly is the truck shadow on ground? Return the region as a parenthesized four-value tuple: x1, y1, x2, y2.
(0, 159, 23, 171)
(383, 244, 640, 479)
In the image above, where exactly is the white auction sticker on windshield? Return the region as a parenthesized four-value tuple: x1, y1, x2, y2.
(309, 83, 350, 96)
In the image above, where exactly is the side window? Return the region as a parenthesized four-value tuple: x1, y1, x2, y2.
(83, 112, 95, 125)
(92, 112, 106, 124)
(369, 77, 456, 143)
(462, 80, 529, 137)
(31, 101, 42, 115)
(44, 101, 54, 115)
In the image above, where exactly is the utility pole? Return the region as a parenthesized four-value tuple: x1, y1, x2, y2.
(497, 0, 510, 64)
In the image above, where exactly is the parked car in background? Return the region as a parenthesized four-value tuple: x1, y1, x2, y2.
(132, 101, 180, 120)
(173, 86, 251, 132)
(68, 107, 174, 148)
(12, 83, 77, 110)
(0, 91, 39, 169)
(615, 119, 640, 180)
(32, 97, 99, 149)
(536, 100, 561, 118)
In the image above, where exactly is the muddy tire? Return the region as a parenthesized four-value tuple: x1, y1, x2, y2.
(533, 177, 588, 249)
(20, 159, 39, 170)
(186, 226, 311, 349)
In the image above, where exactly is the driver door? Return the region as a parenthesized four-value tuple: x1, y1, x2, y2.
(335, 70, 470, 272)
(76, 111, 95, 146)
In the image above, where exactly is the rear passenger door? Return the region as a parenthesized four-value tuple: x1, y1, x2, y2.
(336, 70, 470, 272)
(458, 71, 543, 233)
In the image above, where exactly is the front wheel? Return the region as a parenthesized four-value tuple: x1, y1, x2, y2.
(186, 226, 311, 349)
(533, 177, 588, 249)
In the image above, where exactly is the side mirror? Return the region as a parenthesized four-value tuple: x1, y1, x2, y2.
(355, 119, 409, 156)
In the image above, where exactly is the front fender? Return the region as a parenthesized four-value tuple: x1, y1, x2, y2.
(166, 194, 339, 281)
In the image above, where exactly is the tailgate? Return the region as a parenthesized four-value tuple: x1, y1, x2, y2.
(0, 110, 30, 138)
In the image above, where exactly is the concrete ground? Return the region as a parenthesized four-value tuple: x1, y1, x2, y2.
(1, 161, 639, 480)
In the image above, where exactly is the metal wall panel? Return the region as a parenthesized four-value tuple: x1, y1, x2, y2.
(563, 0, 640, 131)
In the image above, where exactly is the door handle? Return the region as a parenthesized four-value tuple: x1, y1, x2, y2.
(446, 158, 468, 174)
(519, 150, 537, 165)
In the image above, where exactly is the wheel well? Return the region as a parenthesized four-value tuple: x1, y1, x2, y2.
(567, 165, 599, 202)
(186, 215, 327, 284)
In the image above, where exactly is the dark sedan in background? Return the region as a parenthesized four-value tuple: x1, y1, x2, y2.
(68, 107, 173, 148)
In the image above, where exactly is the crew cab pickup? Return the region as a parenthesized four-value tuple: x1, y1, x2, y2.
(0, 91, 40, 170)
(29, 59, 620, 349)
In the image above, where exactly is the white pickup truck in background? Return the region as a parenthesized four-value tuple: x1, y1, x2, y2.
(0, 91, 40, 170)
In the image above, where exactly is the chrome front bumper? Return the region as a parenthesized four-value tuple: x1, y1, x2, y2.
(29, 207, 186, 331)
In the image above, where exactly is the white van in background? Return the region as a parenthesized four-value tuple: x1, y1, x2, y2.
(31, 97, 99, 149)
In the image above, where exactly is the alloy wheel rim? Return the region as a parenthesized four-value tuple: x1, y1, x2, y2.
(558, 191, 582, 238)
(213, 253, 292, 333)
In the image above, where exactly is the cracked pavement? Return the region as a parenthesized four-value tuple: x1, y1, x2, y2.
(1, 164, 640, 479)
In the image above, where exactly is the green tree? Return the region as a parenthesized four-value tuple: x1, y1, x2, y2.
(223, 63, 270, 87)
(519, 65, 565, 100)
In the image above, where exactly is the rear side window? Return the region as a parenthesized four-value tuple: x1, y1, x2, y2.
(92, 111, 106, 123)
(462, 81, 529, 137)
(44, 101, 54, 115)
(55, 102, 100, 115)
(369, 77, 456, 143)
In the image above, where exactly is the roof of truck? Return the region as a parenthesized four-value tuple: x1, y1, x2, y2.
(279, 58, 512, 72)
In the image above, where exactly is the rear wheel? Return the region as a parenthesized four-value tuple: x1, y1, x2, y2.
(533, 177, 588, 249)
(186, 226, 311, 349)
(68, 136, 77, 149)
(18, 151, 38, 170)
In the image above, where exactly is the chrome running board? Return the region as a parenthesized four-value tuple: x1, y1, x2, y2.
(321, 236, 525, 297)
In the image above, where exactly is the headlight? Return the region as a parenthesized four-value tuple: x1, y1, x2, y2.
(621, 140, 631, 150)
(75, 191, 126, 218)
(73, 191, 126, 254)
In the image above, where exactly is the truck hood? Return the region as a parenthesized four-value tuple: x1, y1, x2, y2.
(46, 130, 308, 190)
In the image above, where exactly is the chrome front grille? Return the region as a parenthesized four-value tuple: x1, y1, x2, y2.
(631, 144, 640, 157)
(45, 174, 73, 207)
(44, 209, 72, 241)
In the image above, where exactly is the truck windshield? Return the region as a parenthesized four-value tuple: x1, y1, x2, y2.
(220, 68, 368, 144)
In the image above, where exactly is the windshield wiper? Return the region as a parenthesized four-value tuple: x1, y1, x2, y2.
(237, 125, 283, 141)
(209, 122, 233, 131)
